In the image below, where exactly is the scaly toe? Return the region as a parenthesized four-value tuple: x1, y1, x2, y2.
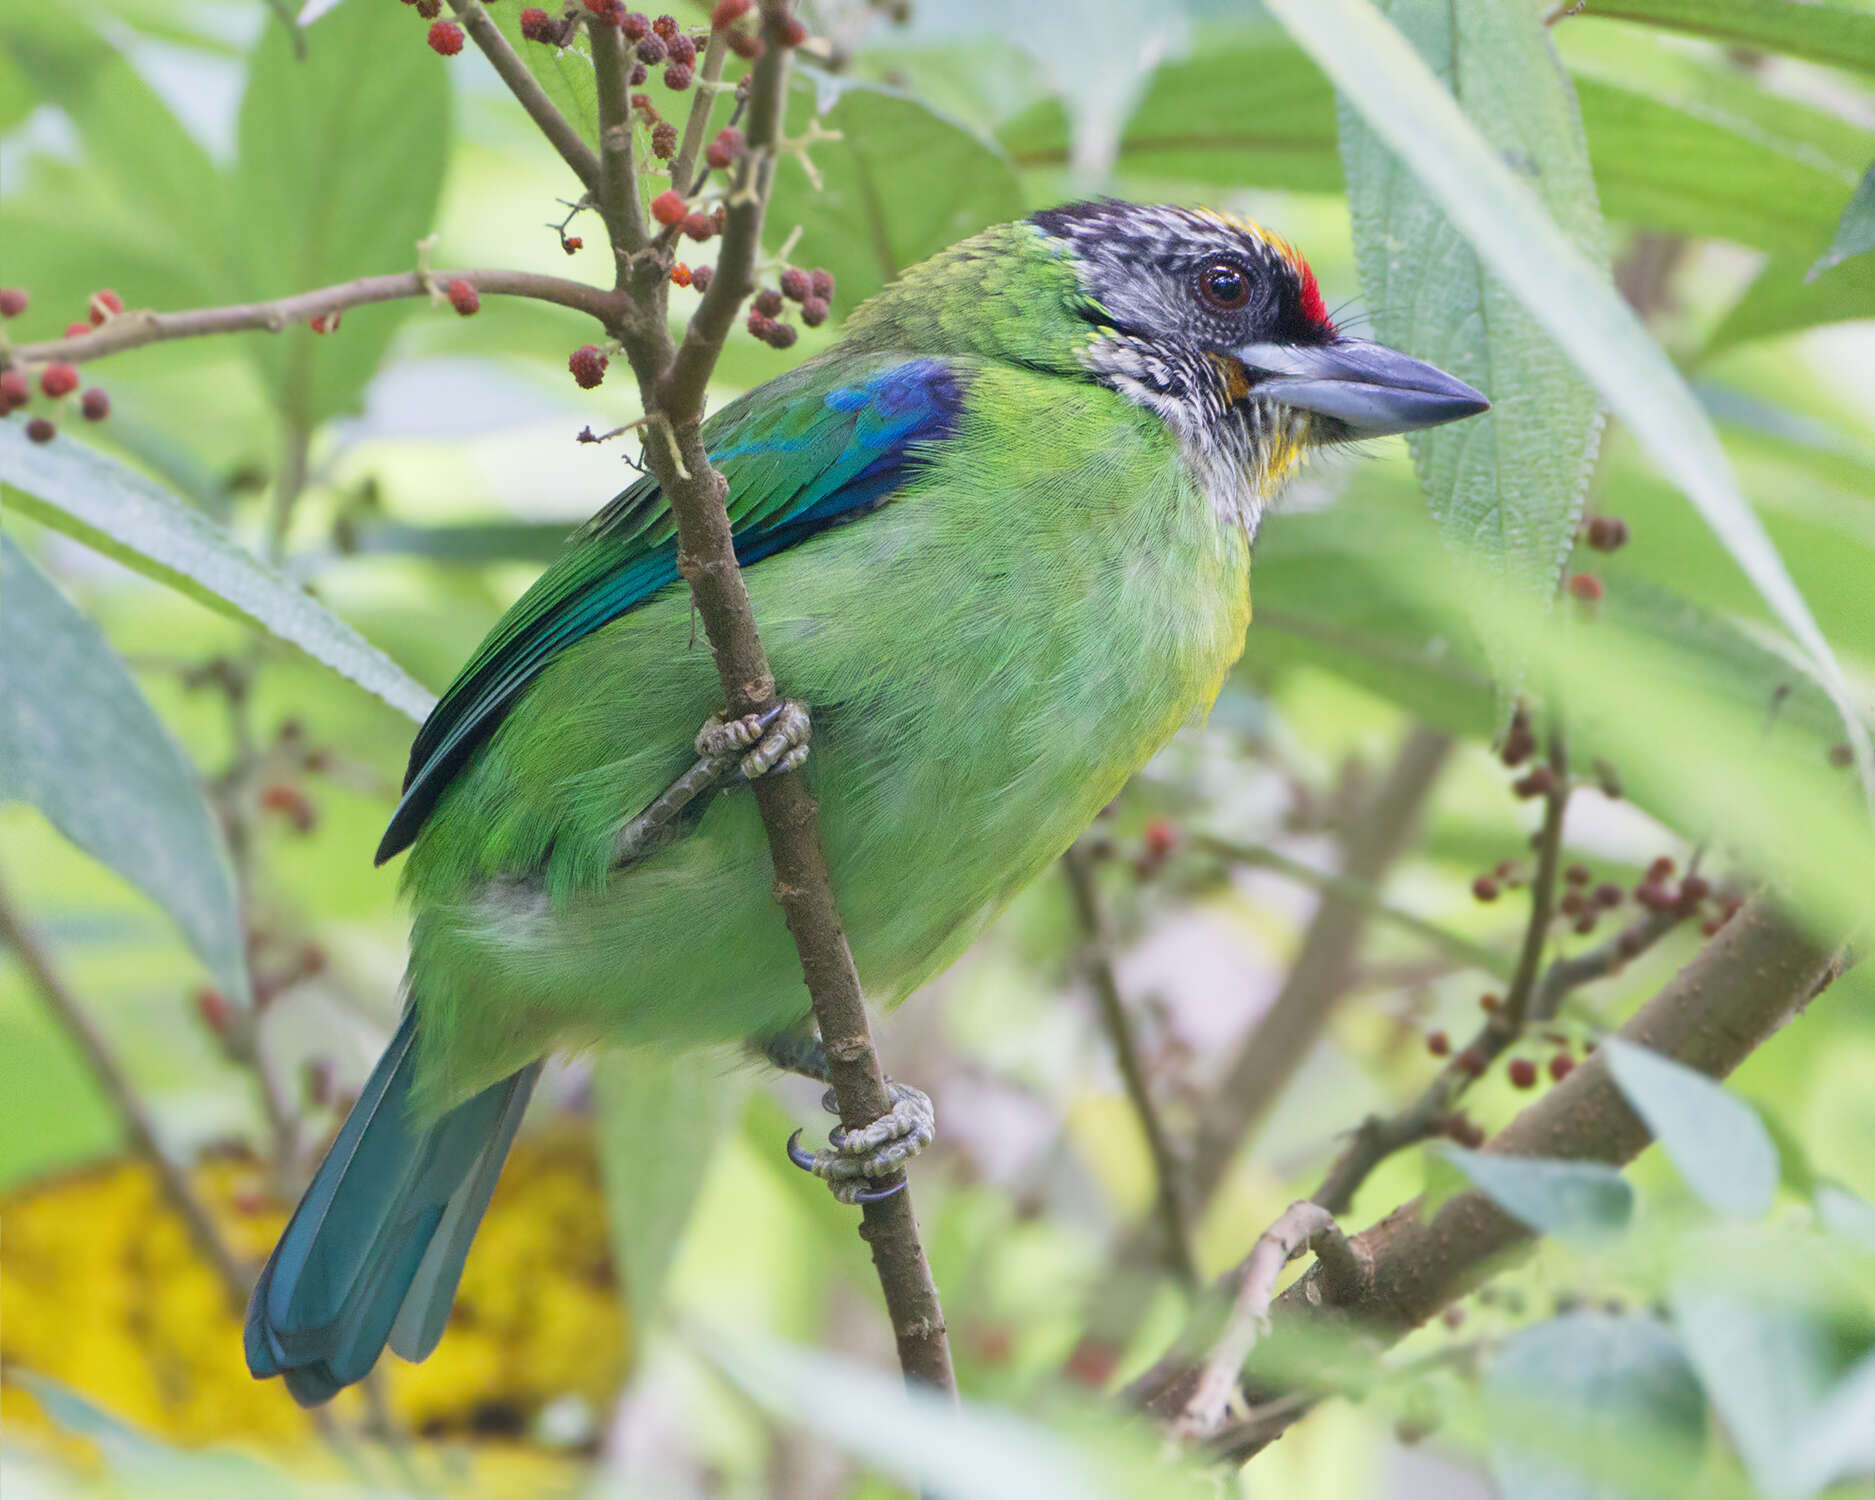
(695, 704, 778, 759)
(784, 1080, 935, 1204)
(738, 700, 811, 780)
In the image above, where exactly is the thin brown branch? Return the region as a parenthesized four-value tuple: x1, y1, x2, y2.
(1165, 1201, 1370, 1440)
(1062, 841, 1199, 1289)
(447, 0, 602, 199)
(5, 270, 630, 369)
(1499, 733, 1570, 1034)
(0, 871, 251, 1314)
(588, 20, 648, 258)
(1216, 894, 1841, 1463)
(1069, 725, 1450, 1370)
(670, 26, 732, 203)
(605, 0, 954, 1399)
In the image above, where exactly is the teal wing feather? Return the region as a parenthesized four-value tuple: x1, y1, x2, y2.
(376, 353, 969, 863)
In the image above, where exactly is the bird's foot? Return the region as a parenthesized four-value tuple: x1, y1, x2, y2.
(696, 699, 811, 781)
(786, 1080, 934, 1205)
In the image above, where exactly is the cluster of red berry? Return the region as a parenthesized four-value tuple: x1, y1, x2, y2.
(1565, 511, 1629, 605)
(747, 265, 835, 348)
(0, 286, 114, 443)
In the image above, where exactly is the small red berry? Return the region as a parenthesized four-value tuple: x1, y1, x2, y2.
(1559, 890, 1585, 918)
(629, 61, 648, 85)
(415, 0, 441, 15)
(669, 263, 692, 287)
(1679, 874, 1710, 905)
(706, 140, 734, 170)
(665, 31, 695, 64)
(753, 287, 784, 317)
(1573, 911, 1598, 936)
(0, 368, 28, 411)
(746, 309, 775, 340)
(1508, 1058, 1538, 1090)
(652, 13, 678, 37)
(631, 91, 656, 115)
(1566, 571, 1604, 603)
(1586, 515, 1629, 552)
(1700, 917, 1723, 938)
(1142, 819, 1177, 859)
(1512, 766, 1555, 799)
(650, 120, 678, 158)
(682, 211, 715, 241)
(1616, 925, 1648, 958)
(427, 19, 465, 54)
(569, 343, 608, 389)
(25, 416, 55, 443)
(1471, 874, 1500, 903)
(1828, 743, 1854, 769)
(766, 319, 798, 349)
(710, 0, 750, 24)
(195, 985, 233, 1039)
(650, 189, 686, 226)
(0, 287, 26, 318)
(619, 9, 650, 37)
(1480, 992, 1500, 1013)
(636, 32, 666, 62)
(1427, 1030, 1451, 1058)
(1647, 856, 1675, 881)
(309, 311, 340, 334)
(800, 295, 829, 327)
(690, 264, 714, 293)
(1548, 1053, 1575, 1082)
(781, 15, 807, 45)
(563, 234, 584, 253)
(779, 267, 810, 302)
(63, 321, 91, 339)
(726, 29, 764, 58)
(1456, 1047, 1487, 1078)
(1564, 863, 1590, 885)
(520, 6, 554, 40)
(87, 288, 123, 325)
(664, 61, 693, 89)
(809, 267, 835, 301)
(80, 387, 109, 421)
(1594, 881, 1623, 908)
(445, 278, 480, 316)
(40, 363, 79, 399)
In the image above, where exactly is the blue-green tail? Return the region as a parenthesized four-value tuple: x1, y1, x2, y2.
(244, 1009, 538, 1406)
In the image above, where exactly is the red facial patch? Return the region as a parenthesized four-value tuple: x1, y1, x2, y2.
(1294, 256, 1331, 334)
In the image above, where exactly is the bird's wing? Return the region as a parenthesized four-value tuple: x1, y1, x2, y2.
(376, 353, 967, 863)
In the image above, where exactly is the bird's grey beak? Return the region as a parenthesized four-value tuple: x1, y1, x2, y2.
(1235, 338, 1490, 437)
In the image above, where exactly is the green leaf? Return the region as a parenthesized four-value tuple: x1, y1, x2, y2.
(770, 78, 1025, 311)
(1339, 0, 1606, 701)
(0, 422, 434, 723)
(1487, 1312, 1706, 1500)
(1264, 0, 1873, 798)
(488, 1, 600, 154)
(1705, 251, 1875, 355)
(1575, 0, 1875, 78)
(999, 30, 1343, 192)
(700, 1328, 1170, 1500)
(1672, 1290, 1875, 1499)
(0, 538, 247, 1005)
(1434, 1146, 1634, 1240)
(1811, 164, 1875, 279)
(232, 0, 451, 427)
(594, 1048, 747, 1318)
(1604, 1038, 1780, 1218)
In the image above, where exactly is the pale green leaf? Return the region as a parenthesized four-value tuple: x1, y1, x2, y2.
(1604, 1038, 1780, 1218)
(1575, 0, 1875, 78)
(0, 422, 434, 723)
(0, 539, 247, 1004)
(232, 0, 451, 426)
(594, 1049, 747, 1318)
(1706, 251, 1875, 354)
(1434, 1146, 1634, 1240)
(1339, 0, 1606, 702)
(1811, 164, 1875, 279)
(1488, 1313, 1706, 1500)
(1264, 0, 1874, 800)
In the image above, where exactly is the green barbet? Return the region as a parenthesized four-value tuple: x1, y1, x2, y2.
(246, 200, 1487, 1402)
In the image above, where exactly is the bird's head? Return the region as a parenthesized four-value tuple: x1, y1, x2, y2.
(1026, 200, 1489, 530)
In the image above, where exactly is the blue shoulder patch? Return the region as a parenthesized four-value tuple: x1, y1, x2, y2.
(375, 357, 967, 863)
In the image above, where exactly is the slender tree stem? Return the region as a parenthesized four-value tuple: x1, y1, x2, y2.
(1063, 842, 1200, 1288)
(0, 872, 251, 1314)
(669, 27, 732, 202)
(602, 0, 955, 1399)
(588, 22, 648, 258)
(5, 270, 630, 369)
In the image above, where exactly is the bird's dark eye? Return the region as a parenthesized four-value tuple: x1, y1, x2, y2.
(1197, 261, 1251, 313)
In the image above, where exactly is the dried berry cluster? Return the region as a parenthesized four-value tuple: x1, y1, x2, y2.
(0, 285, 115, 442)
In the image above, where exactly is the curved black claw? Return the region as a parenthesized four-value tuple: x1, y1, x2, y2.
(785, 1130, 909, 1204)
(786, 1127, 816, 1173)
(783, 1081, 935, 1206)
